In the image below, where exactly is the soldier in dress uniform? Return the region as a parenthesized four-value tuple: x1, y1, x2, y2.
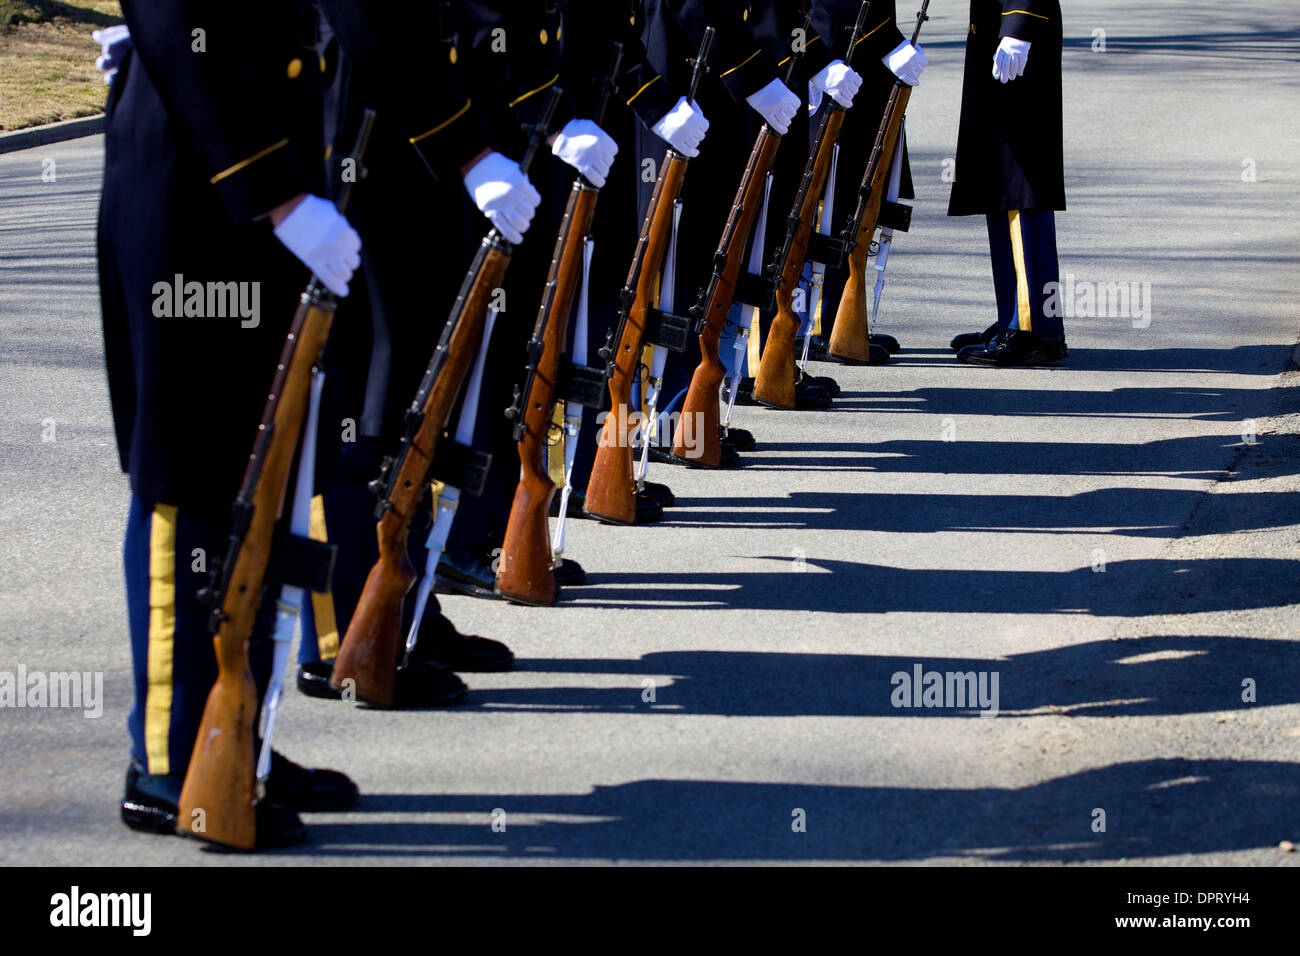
(948, 0, 1068, 365)
(99, 1, 362, 846)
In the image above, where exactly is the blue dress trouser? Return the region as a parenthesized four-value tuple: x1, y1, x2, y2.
(123, 495, 272, 777)
(986, 209, 1063, 339)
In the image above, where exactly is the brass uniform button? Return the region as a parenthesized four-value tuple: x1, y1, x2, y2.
(287, 57, 303, 79)
(539, 28, 548, 44)
(319, 55, 327, 73)
(449, 45, 458, 63)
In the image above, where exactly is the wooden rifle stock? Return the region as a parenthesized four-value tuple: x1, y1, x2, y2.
(584, 151, 688, 523)
(331, 238, 511, 706)
(496, 181, 599, 604)
(672, 127, 781, 466)
(752, 107, 845, 407)
(178, 286, 337, 851)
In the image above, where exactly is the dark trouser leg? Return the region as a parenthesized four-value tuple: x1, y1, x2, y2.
(124, 495, 271, 778)
(988, 209, 1062, 338)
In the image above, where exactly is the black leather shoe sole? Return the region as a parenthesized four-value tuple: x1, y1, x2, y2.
(552, 557, 586, 587)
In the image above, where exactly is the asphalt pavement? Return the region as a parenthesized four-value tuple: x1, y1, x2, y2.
(0, 0, 1297, 865)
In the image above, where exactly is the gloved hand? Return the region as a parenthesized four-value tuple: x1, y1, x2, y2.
(884, 40, 928, 86)
(272, 195, 362, 297)
(808, 59, 863, 112)
(651, 96, 710, 157)
(92, 24, 132, 85)
(745, 78, 800, 135)
(550, 118, 619, 188)
(992, 37, 1031, 83)
(462, 151, 542, 244)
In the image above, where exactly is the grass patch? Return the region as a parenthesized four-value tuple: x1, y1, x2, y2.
(0, 1, 123, 131)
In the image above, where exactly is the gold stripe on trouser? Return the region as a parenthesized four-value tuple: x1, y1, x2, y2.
(547, 401, 566, 487)
(308, 495, 340, 660)
(1008, 210, 1033, 332)
(747, 306, 762, 371)
(145, 504, 178, 775)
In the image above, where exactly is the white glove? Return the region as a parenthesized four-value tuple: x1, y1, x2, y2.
(462, 151, 542, 244)
(92, 25, 132, 85)
(884, 40, 928, 86)
(272, 195, 362, 297)
(745, 78, 800, 135)
(992, 37, 1031, 83)
(651, 96, 710, 157)
(550, 118, 619, 188)
(808, 59, 863, 112)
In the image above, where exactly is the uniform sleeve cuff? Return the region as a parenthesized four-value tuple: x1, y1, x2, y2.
(999, 11, 1048, 42)
(719, 49, 777, 101)
(409, 101, 495, 177)
(208, 139, 310, 223)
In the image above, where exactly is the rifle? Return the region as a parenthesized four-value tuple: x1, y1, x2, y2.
(330, 88, 562, 707)
(670, 13, 810, 466)
(496, 44, 625, 606)
(753, 2, 871, 408)
(827, 0, 930, 363)
(583, 27, 714, 524)
(550, 235, 595, 566)
(178, 110, 376, 850)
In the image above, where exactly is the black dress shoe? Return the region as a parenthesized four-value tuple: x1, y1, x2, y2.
(297, 656, 468, 705)
(754, 381, 832, 410)
(870, 333, 901, 354)
(186, 800, 308, 851)
(122, 754, 338, 848)
(552, 556, 587, 586)
(549, 486, 665, 522)
(805, 337, 890, 365)
(950, 322, 1003, 352)
(957, 329, 1068, 366)
(265, 750, 359, 812)
(720, 426, 756, 451)
(721, 377, 759, 407)
(409, 612, 514, 671)
(636, 480, 676, 507)
(436, 548, 502, 599)
(796, 369, 840, 396)
(650, 441, 741, 469)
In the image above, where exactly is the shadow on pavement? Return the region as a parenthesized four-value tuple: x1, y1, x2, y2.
(467, 635, 1296, 719)
(290, 758, 1300, 862)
